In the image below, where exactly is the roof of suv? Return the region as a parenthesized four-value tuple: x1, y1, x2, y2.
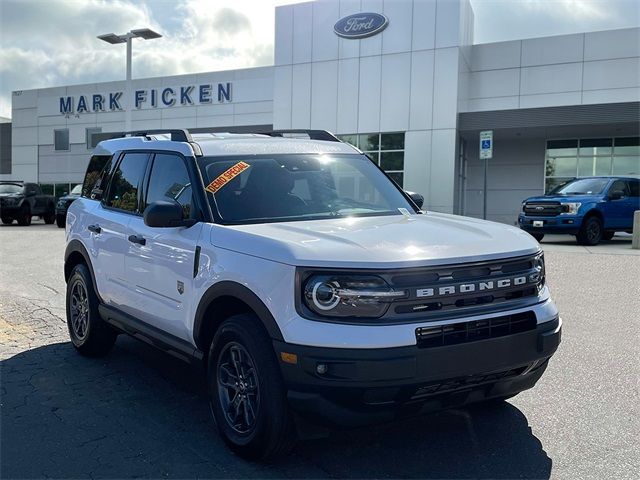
(93, 131, 360, 158)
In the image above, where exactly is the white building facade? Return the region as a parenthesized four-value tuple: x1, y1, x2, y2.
(5, 0, 640, 224)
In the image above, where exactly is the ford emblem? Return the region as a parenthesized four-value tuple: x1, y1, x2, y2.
(334, 12, 388, 39)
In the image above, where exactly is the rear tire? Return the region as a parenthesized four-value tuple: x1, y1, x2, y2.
(16, 205, 31, 226)
(576, 216, 603, 245)
(1, 217, 12, 225)
(530, 233, 544, 242)
(56, 214, 66, 228)
(208, 314, 296, 461)
(66, 263, 117, 357)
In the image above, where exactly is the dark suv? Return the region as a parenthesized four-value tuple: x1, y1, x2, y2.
(0, 181, 56, 226)
(519, 176, 640, 245)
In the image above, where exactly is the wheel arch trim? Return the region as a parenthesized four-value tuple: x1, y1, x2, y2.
(194, 281, 284, 349)
(64, 239, 104, 303)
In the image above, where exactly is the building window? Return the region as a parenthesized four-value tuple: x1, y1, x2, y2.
(544, 137, 640, 192)
(54, 129, 69, 151)
(86, 127, 102, 149)
(337, 132, 405, 187)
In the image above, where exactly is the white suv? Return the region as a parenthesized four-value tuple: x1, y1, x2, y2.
(64, 129, 561, 460)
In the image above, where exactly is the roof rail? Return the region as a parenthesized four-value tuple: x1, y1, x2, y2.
(262, 129, 342, 143)
(94, 129, 203, 156)
(125, 129, 193, 142)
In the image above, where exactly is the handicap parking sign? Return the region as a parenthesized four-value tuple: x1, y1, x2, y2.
(480, 131, 493, 159)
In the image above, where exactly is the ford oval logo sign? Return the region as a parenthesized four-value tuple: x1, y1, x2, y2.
(334, 12, 388, 39)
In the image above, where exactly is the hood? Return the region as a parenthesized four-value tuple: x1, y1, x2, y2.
(59, 193, 80, 202)
(210, 212, 540, 268)
(525, 194, 603, 203)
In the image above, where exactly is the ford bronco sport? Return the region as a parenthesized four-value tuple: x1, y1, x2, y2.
(64, 129, 561, 460)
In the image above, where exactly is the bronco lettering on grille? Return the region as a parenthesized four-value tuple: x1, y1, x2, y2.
(416, 275, 530, 298)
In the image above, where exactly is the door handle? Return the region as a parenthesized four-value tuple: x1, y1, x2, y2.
(88, 224, 101, 234)
(128, 234, 146, 246)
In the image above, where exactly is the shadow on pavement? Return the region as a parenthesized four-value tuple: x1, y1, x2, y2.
(1, 336, 552, 479)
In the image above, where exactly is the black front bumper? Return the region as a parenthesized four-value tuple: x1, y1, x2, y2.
(275, 317, 561, 427)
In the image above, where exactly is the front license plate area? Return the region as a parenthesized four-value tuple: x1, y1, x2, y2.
(533, 220, 544, 227)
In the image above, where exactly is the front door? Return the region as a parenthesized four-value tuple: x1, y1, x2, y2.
(124, 152, 202, 342)
(603, 179, 633, 229)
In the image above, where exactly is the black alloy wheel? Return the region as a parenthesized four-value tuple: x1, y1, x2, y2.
(66, 263, 117, 356)
(577, 216, 603, 246)
(208, 314, 295, 460)
(217, 342, 260, 434)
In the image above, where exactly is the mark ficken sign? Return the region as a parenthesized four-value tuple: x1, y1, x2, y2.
(59, 82, 232, 115)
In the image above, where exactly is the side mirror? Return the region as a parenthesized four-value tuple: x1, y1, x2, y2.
(143, 201, 196, 228)
(608, 190, 625, 200)
(405, 191, 424, 209)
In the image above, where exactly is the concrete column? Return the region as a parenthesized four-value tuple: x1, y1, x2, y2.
(632, 211, 640, 250)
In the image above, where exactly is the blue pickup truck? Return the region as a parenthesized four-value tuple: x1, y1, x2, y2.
(519, 176, 640, 245)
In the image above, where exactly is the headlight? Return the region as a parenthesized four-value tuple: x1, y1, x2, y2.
(560, 202, 581, 215)
(302, 274, 406, 318)
(533, 252, 546, 288)
(57, 200, 66, 208)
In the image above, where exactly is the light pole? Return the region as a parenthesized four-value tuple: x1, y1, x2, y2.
(97, 28, 162, 132)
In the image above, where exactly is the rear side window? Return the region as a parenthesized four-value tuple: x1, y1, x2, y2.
(105, 153, 149, 213)
(82, 155, 113, 199)
(628, 179, 639, 197)
(144, 153, 194, 219)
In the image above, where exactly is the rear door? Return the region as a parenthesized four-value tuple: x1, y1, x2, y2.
(123, 152, 203, 341)
(92, 152, 150, 306)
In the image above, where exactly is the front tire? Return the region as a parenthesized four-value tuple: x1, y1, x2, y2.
(66, 263, 117, 357)
(1, 217, 13, 225)
(577, 216, 603, 245)
(56, 214, 66, 228)
(208, 314, 295, 461)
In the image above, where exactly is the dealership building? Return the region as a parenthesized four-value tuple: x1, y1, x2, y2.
(3, 0, 639, 224)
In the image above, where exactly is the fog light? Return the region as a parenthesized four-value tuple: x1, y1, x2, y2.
(316, 363, 328, 375)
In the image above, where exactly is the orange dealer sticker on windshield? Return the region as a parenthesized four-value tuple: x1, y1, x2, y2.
(205, 161, 251, 194)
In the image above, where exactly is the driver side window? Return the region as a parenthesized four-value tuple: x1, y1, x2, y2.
(609, 180, 629, 197)
(144, 153, 194, 219)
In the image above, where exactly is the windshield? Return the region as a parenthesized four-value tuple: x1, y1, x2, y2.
(0, 184, 23, 194)
(70, 184, 82, 195)
(198, 154, 416, 224)
(551, 178, 610, 195)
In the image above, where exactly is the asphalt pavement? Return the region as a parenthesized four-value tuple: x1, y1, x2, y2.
(1, 220, 639, 479)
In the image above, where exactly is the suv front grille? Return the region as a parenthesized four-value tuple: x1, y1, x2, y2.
(523, 202, 562, 216)
(386, 255, 542, 321)
(415, 311, 536, 348)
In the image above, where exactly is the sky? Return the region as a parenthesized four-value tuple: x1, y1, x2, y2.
(0, 0, 639, 119)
